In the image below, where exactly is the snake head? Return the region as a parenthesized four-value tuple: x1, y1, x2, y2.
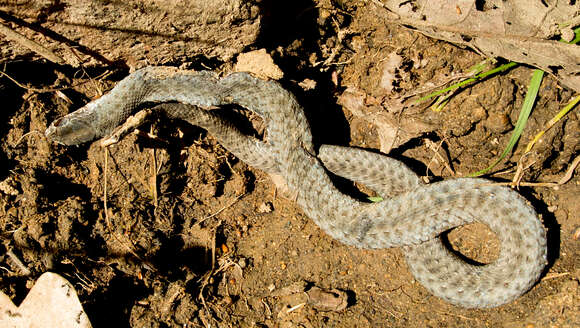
(45, 115, 98, 146)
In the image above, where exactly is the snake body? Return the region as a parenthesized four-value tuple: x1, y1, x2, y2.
(45, 67, 547, 308)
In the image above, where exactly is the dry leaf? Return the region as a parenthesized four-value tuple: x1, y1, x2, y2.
(374, 0, 580, 92)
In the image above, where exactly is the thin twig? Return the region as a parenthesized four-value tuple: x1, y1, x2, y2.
(489, 154, 580, 188)
(541, 272, 570, 281)
(425, 139, 455, 177)
(510, 152, 536, 188)
(0, 22, 64, 64)
(104, 147, 109, 225)
(5, 248, 31, 276)
(101, 109, 153, 146)
(286, 302, 306, 313)
(433, 310, 475, 321)
(211, 227, 216, 271)
(11, 130, 44, 148)
(0, 69, 111, 93)
(195, 193, 246, 226)
(150, 126, 158, 207)
(557, 155, 580, 185)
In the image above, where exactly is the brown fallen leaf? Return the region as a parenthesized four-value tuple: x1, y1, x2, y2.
(372, 0, 580, 92)
(339, 87, 435, 152)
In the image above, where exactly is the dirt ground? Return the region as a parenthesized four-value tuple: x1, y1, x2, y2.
(1, 1, 579, 327)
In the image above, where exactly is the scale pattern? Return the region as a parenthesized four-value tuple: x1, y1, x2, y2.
(45, 67, 547, 308)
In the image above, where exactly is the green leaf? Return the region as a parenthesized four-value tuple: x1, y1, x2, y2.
(469, 69, 545, 177)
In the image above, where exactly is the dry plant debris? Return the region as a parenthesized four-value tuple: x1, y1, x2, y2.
(372, 0, 580, 92)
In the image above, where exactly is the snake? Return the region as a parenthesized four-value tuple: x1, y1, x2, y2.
(45, 67, 547, 308)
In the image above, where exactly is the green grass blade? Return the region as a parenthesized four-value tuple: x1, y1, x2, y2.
(416, 62, 518, 104)
(469, 69, 545, 177)
(525, 94, 580, 153)
(416, 27, 577, 106)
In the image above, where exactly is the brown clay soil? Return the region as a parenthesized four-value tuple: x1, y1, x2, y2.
(1, 1, 579, 327)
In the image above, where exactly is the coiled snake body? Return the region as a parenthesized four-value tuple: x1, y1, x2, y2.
(45, 67, 547, 308)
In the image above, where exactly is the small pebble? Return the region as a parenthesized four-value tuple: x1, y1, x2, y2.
(258, 202, 274, 213)
(471, 106, 487, 122)
(485, 112, 511, 133)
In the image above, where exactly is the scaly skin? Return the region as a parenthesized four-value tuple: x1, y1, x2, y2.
(45, 67, 547, 308)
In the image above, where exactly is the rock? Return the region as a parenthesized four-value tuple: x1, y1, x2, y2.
(0, 272, 92, 328)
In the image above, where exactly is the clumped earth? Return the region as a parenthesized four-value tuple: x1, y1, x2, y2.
(1, 1, 579, 327)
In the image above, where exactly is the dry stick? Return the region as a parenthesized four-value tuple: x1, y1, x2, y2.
(492, 154, 580, 188)
(0, 69, 111, 93)
(556, 154, 580, 185)
(508, 152, 536, 188)
(150, 125, 158, 207)
(198, 236, 217, 327)
(104, 147, 110, 224)
(0, 22, 64, 64)
(211, 228, 216, 271)
(11, 130, 44, 147)
(101, 109, 153, 146)
(5, 248, 31, 276)
(425, 139, 455, 177)
(262, 299, 272, 317)
(286, 303, 306, 313)
(0, 70, 60, 93)
(195, 193, 246, 227)
(66, 46, 107, 95)
(541, 272, 570, 281)
(433, 310, 475, 321)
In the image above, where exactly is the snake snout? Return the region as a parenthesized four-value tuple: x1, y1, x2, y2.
(46, 117, 97, 146)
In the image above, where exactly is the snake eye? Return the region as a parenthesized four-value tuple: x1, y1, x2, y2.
(53, 118, 63, 127)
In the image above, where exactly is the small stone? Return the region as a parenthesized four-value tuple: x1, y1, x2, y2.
(221, 295, 233, 306)
(471, 106, 487, 122)
(298, 79, 317, 91)
(234, 49, 283, 80)
(306, 286, 348, 312)
(258, 202, 274, 213)
(0, 273, 92, 327)
(484, 112, 511, 133)
(0, 177, 19, 196)
(561, 28, 575, 42)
